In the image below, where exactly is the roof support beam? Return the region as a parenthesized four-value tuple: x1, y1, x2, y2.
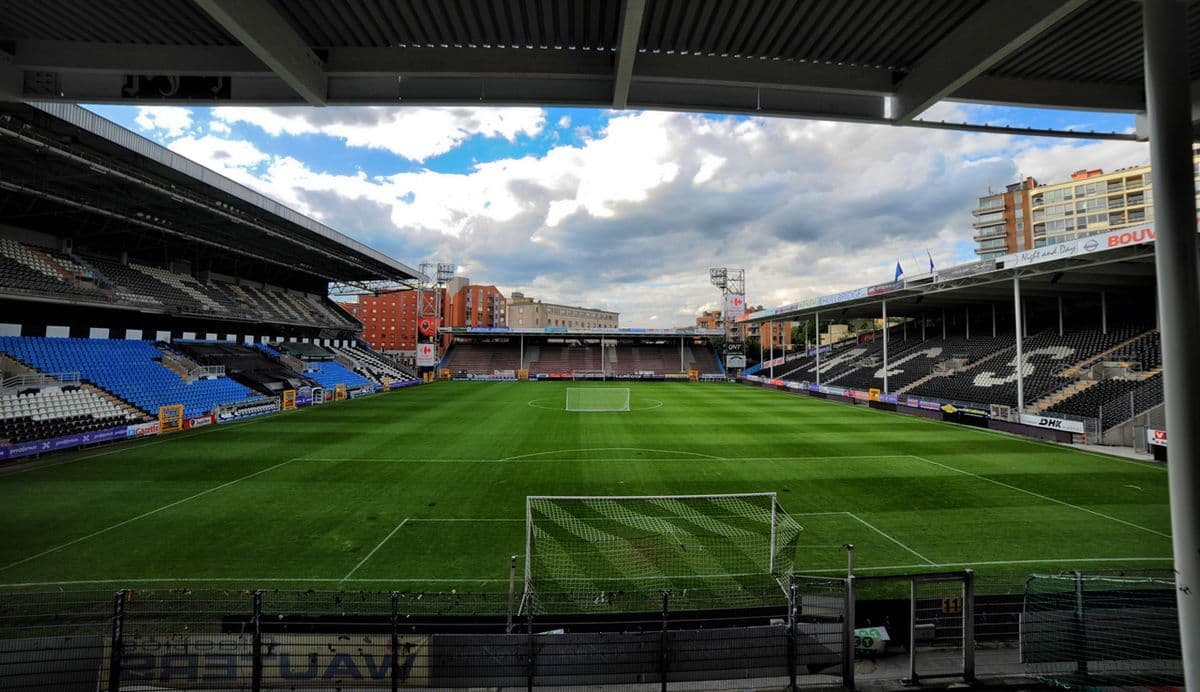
(191, 0, 327, 105)
(612, 0, 647, 108)
(893, 0, 1088, 122)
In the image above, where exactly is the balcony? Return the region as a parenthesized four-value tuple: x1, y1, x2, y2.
(972, 228, 1008, 242)
(1107, 182, 1124, 193)
(972, 216, 1005, 229)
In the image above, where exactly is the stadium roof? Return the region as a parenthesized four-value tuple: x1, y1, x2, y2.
(0, 101, 423, 283)
(1, 0, 1196, 139)
(741, 224, 1161, 322)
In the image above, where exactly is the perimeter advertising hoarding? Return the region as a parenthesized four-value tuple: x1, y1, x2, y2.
(0, 426, 127, 461)
(108, 633, 428, 688)
(1147, 428, 1167, 447)
(1019, 414, 1085, 434)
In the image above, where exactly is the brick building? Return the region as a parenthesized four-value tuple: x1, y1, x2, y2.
(341, 279, 507, 355)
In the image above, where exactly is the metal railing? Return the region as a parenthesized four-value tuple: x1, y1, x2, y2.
(0, 569, 1177, 690)
(0, 371, 80, 392)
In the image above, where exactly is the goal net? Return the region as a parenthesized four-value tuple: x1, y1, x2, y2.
(524, 493, 803, 596)
(565, 387, 630, 412)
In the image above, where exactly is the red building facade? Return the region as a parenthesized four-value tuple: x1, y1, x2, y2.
(341, 283, 507, 354)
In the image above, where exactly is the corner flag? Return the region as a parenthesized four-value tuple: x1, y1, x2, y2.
(894, 261, 904, 281)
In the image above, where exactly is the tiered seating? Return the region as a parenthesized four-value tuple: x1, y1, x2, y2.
(1045, 378, 1146, 420)
(530, 346, 602, 374)
(0, 238, 99, 298)
(277, 342, 332, 360)
(175, 342, 309, 395)
(612, 345, 668, 374)
(1080, 373, 1165, 427)
(302, 360, 373, 389)
(442, 343, 521, 375)
(329, 344, 418, 383)
(1, 238, 353, 328)
(687, 344, 722, 374)
(86, 258, 169, 306)
(1105, 331, 1162, 370)
(831, 336, 1018, 392)
(0, 386, 145, 443)
(908, 325, 1146, 407)
(132, 263, 225, 313)
(0, 337, 260, 418)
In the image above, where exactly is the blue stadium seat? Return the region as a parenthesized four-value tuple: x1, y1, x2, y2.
(302, 360, 373, 389)
(0, 337, 260, 418)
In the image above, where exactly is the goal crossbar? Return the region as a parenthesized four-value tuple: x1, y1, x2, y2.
(565, 387, 630, 412)
(523, 492, 801, 601)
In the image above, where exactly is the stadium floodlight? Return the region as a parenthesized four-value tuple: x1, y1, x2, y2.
(709, 267, 728, 289)
(565, 387, 630, 412)
(436, 263, 456, 284)
(523, 493, 803, 600)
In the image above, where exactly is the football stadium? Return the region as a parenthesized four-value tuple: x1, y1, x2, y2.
(0, 2, 1197, 690)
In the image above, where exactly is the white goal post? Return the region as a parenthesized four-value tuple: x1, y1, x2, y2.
(565, 387, 630, 412)
(523, 493, 803, 595)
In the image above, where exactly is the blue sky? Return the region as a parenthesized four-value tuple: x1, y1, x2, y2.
(86, 102, 1148, 326)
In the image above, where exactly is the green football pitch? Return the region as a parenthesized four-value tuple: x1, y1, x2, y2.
(0, 382, 1173, 593)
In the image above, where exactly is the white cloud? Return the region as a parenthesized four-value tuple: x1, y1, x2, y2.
(133, 106, 193, 138)
(211, 106, 547, 162)
(141, 104, 1152, 326)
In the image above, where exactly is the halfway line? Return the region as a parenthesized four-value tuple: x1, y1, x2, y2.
(342, 518, 409, 583)
(0, 457, 300, 573)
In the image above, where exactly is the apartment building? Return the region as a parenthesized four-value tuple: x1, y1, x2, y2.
(507, 292, 618, 329)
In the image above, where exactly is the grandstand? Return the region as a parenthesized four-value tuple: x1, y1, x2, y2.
(742, 224, 1166, 446)
(0, 102, 423, 457)
(439, 330, 724, 379)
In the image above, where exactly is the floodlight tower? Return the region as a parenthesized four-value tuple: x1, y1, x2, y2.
(709, 267, 746, 371)
(415, 261, 457, 368)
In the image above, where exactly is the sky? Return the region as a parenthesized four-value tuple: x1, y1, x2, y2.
(85, 102, 1149, 327)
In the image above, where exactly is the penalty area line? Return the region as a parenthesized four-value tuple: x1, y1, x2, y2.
(342, 518, 409, 583)
(845, 512, 936, 565)
(0, 457, 301, 574)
